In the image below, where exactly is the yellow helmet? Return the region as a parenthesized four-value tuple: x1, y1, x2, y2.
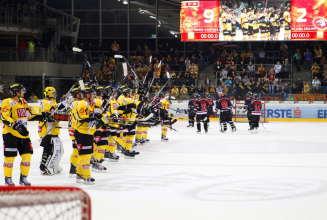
(44, 87, 57, 98)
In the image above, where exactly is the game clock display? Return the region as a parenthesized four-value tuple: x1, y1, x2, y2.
(180, 0, 327, 41)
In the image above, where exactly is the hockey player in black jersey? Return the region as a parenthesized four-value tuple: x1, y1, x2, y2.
(205, 93, 214, 127)
(194, 94, 208, 134)
(244, 91, 253, 130)
(249, 93, 262, 133)
(187, 94, 197, 127)
(216, 93, 236, 132)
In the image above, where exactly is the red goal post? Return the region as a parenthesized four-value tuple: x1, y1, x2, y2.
(0, 186, 91, 220)
(234, 101, 268, 123)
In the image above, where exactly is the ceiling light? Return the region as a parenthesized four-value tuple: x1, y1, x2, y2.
(174, 35, 177, 37)
(122, 0, 128, 4)
(149, 16, 156, 19)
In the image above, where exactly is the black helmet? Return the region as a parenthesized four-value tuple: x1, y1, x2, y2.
(71, 87, 81, 98)
(138, 88, 147, 95)
(95, 86, 104, 96)
(253, 93, 258, 99)
(122, 88, 131, 96)
(81, 87, 95, 96)
(247, 91, 253, 97)
(205, 93, 210, 98)
(103, 86, 113, 98)
(195, 94, 201, 98)
(10, 84, 25, 96)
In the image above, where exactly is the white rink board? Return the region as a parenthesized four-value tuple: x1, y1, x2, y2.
(1, 121, 327, 220)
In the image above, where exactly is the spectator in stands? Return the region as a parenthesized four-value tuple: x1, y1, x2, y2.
(322, 75, 327, 87)
(171, 85, 179, 98)
(312, 76, 321, 88)
(257, 63, 265, 78)
(220, 66, 228, 82)
(178, 56, 185, 72)
(48, 25, 55, 40)
(311, 62, 321, 79)
(180, 84, 188, 98)
(261, 83, 268, 96)
(280, 42, 288, 51)
(275, 84, 281, 96)
(189, 84, 195, 95)
(281, 49, 289, 61)
(291, 83, 297, 94)
(0, 82, 4, 100)
(42, 30, 50, 48)
(237, 60, 246, 72)
(224, 77, 232, 88)
(247, 62, 255, 79)
(204, 76, 211, 87)
(197, 83, 203, 94)
(304, 48, 312, 71)
(27, 40, 35, 61)
(302, 81, 309, 94)
(111, 41, 120, 55)
(242, 75, 248, 85)
(172, 57, 179, 71)
(282, 82, 289, 95)
(258, 48, 265, 64)
(268, 73, 275, 94)
(314, 45, 323, 64)
(253, 81, 262, 100)
(209, 83, 215, 93)
(28, 92, 38, 103)
(185, 57, 191, 70)
(216, 85, 223, 95)
(313, 84, 321, 94)
(164, 63, 171, 72)
(135, 45, 142, 56)
(35, 36, 42, 47)
(240, 50, 246, 64)
(293, 50, 301, 71)
(213, 61, 223, 78)
(274, 61, 282, 78)
(230, 83, 238, 95)
(281, 59, 291, 78)
(223, 84, 228, 94)
(86, 42, 93, 64)
(18, 40, 27, 60)
(236, 82, 245, 99)
(296, 77, 303, 94)
(246, 49, 254, 64)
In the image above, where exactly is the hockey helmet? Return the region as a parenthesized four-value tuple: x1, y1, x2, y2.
(71, 87, 81, 98)
(205, 93, 210, 98)
(95, 86, 104, 96)
(247, 91, 253, 97)
(84, 82, 89, 88)
(81, 87, 95, 96)
(224, 6, 229, 11)
(138, 87, 147, 95)
(218, 92, 224, 97)
(195, 94, 201, 99)
(122, 88, 131, 96)
(252, 93, 259, 99)
(10, 83, 26, 96)
(44, 87, 56, 99)
(103, 86, 113, 98)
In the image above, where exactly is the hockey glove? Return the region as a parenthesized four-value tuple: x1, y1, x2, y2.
(95, 120, 105, 129)
(124, 108, 132, 114)
(13, 123, 29, 136)
(42, 112, 54, 122)
(94, 113, 103, 120)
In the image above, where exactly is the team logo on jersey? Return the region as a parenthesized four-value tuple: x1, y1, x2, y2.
(68, 130, 74, 136)
(76, 144, 82, 150)
(313, 17, 327, 30)
(22, 99, 28, 105)
(2, 106, 8, 113)
(79, 108, 85, 114)
(38, 126, 42, 133)
(94, 136, 101, 143)
(17, 108, 27, 118)
(29, 142, 33, 150)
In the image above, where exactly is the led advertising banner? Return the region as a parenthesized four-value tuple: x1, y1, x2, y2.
(180, 1, 220, 41)
(181, 0, 327, 41)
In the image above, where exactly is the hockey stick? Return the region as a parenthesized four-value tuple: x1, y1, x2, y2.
(168, 125, 182, 135)
(108, 135, 129, 154)
(143, 56, 152, 84)
(148, 73, 172, 107)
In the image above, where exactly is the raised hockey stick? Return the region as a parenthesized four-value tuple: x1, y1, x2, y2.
(143, 56, 152, 84)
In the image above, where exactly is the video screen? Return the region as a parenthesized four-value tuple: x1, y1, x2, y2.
(291, 0, 327, 40)
(180, 1, 220, 41)
(218, 0, 291, 41)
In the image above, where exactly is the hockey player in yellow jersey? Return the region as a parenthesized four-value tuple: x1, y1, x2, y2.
(221, 7, 231, 40)
(39, 87, 68, 175)
(68, 87, 82, 178)
(75, 87, 97, 185)
(2, 84, 39, 186)
(91, 86, 108, 172)
(159, 91, 176, 141)
(240, 8, 249, 41)
(103, 86, 122, 161)
(283, 5, 291, 40)
(117, 86, 127, 150)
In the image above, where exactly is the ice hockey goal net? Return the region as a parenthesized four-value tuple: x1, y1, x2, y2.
(234, 101, 268, 123)
(0, 186, 91, 220)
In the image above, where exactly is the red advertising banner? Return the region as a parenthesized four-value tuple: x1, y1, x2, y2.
(180, 1, 220, 41)
(291, 0, 327, 40)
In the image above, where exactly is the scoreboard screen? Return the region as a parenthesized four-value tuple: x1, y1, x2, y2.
(291, 0, 327, 40)
(180, 0, 327, 41)
(180, 1, 220, 41)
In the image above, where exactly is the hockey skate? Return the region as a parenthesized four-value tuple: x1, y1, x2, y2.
(205, 130, 208, 134)
(232, 127, 237, 132)
(123, 150, 135, 159)
(76, 173, 84, 183)
(143, 138, 150, 142)
(135, 139, 146, 144)
(108, 152, 119, 162)
(161, 134, 169, 141)
(187, 124, 192, 127)
(69, 164, 77, 178)
(84, 177, 95, 185)
(92, 161, 107, 173)
(104, 151, 110, 161)
(130, 148, 140, 155)
(19, 174, 31, 186)
(5, 177, 15, 186)
(40, 167, 56, 176)
(90, 155, 95, 165)
(196, 130, 201, 134)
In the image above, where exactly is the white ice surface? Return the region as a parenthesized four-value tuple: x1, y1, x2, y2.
(1, 121, 327, 220)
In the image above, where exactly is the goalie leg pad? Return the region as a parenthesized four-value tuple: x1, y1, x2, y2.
(51, 137, 64, 172)
(40, 144, 56, 175)
(228, 121, 236, 132)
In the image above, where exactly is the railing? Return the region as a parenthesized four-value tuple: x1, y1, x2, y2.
(0, 47, 49, 61)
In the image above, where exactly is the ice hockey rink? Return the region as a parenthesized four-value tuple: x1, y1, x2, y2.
(1, 120, 327, 220)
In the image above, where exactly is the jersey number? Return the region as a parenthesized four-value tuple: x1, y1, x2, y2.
(201, 103, 207, 110)
(254, 104, 261, 112)
(221, 101, 228, 108)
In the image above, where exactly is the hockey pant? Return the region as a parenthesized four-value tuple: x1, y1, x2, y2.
(4, 154, 31, 177)
(196, 114, 208, 131)
(247, 110, 252, 127)
(40, 136, 64, 175)
(188, 110, 196, 126)
(93, 131, 108, 162)
(219, 111, 229, 131)
(207, 109, 213, 123)
(77, 154, 92, 179)
(251, 115, 260, 129)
